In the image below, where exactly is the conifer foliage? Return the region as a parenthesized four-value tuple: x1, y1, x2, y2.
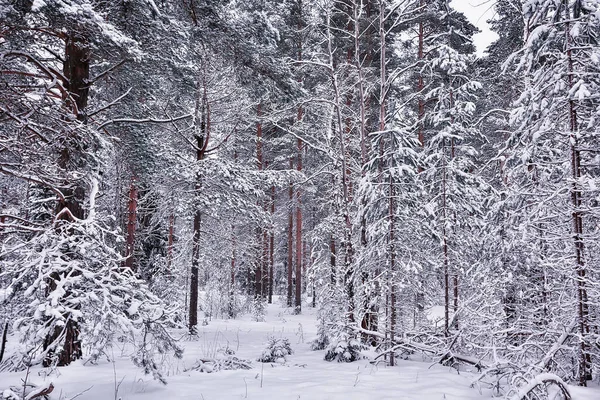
(1, 0, 600, 394)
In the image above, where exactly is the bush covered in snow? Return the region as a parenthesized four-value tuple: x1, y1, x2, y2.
(310, 316, 330, 351)
(324, 331, 366, 362)
(250, 298, 266, 322)
(187, 355, 252, 373)
(257, 336, 293, 363)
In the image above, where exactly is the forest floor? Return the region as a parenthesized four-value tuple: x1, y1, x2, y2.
(1, 299, 599, 400)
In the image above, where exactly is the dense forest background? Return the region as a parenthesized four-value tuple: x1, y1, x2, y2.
(1, 0, 599, 395)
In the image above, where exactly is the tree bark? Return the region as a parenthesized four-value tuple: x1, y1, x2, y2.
(255, 103, 264, 300)
(189, 74, 209, 335)
(229, 225, 236, 318)
(43, 31, 89, 367)
(295, 137, 302, 313)
(564, 3, 590, 385)
(287, 158, 294, 307)
(124, 177, 138, 271)
(268, 185, 275, 304)
(327, 13, 355, 323)
(166, 211, 175, 274)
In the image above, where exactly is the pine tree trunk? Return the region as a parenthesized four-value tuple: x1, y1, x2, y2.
(415, 0, 426, 317)
(268, 186, 275, 304)
(255, 103, 264, 300)
(442, 139, 449, 336)
(124, 177, 138, 271)
(44, 31, 89, 367)
(229, 225, 236, 318)
(417, 0, 425, 148)
(564, 4, 590, 384)
(330, 236, 336, 285)
(189, 75, 209, 335)
(294, 1, 304, 314)
(381, 3, 396, 363)
(295, 137, 302, 313)
(287, 158, 294, 307)
(166, 211, 175, 274)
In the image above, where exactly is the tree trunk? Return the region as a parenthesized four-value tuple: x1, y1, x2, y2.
(380, 2, 396, 364)
(229, 225, 236, 318)
(564, 3, 590, 384)
(43, 31, 90, 367)
(328, 15, 354, 323)
(189, 74, 209, 335)
(417, 0, 425, 147)
(295, 137, 302, 313)
(294, 0, 304, 314)
(190, 206, 201, 333)
(166, 211, 175, 274)
(255, 103, 264, 300)
(442, 139, 449, 336)
(330, 236, 336, 285)
(268, 185, 275, 304)
(124, 177, 138, 271)
(287, 158, 294, 307)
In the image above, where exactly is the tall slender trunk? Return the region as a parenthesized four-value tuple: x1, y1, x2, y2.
(124, 177, 138, 271)
(330, 236, 336, 285)
(356, 0, 377, 338)
(255, 103, 264, 300)
(388, 175, 396, 365)
(295, 137, 303, 313)
(564, 3, 589, 385)
(229, 224, 236, 318)
(43, 31, 90, 367)
(269, 185, 275, 304)
(442, 138, 449, 336)
(380, 1, 396, 364)
(415, 0, 426, 317)
(189, 73, 209, 335)
(417, 0, 425, 148)
(166, 211, 175, 275)
(327, 13, 354, 323)
(294, 0, 304, 313)
(449, 87, 458, 331)
(287, 158, 294, 307)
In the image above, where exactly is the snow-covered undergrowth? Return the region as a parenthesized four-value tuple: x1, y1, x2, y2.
(1, 300, 599, 400)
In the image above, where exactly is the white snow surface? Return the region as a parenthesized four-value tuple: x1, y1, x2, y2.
(1, 300, 599, 400)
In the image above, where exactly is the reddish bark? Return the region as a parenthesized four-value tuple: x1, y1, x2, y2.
(124, 177, 138, 271)
(564, 4, 590, 384)
(295, 137, 303, 312)
(269, 185, 275, 304)
(287, 157, 294, 307)
(44, 32, 89, 367)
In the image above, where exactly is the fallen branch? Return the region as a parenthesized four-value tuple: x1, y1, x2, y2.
(185, 356, 253, 373)
(25, 383, 54, 400)
(355, 326, 487, 369)
(509, 373, 571, 400)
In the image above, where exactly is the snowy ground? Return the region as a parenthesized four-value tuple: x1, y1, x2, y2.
(2, 300, 599, 400)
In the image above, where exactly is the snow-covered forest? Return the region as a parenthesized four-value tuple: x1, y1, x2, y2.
(1, 0, 600, 398)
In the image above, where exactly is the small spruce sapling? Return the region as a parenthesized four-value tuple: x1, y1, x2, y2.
(257, 336, 293, 363)
(324, 330, 366, 363)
